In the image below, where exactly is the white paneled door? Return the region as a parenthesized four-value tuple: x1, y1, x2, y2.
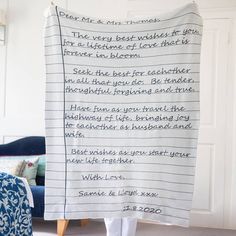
(190, 19, 230, 228)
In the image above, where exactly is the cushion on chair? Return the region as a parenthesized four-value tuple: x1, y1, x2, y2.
(0, 159, 26, 176)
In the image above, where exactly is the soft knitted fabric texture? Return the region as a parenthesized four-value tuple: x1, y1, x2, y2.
(44, 3, 202, 227)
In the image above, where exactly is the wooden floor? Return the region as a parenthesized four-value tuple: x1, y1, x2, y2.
(33, 219, 236, 236)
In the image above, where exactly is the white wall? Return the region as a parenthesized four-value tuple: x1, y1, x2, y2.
(0, 0, 236, 230)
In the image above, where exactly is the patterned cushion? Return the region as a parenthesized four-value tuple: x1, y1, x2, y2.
(0, 159, 26, 176)
(0, 156, 40, 185)
(0, 172, 32, 235)
(22, 157, 39, 186)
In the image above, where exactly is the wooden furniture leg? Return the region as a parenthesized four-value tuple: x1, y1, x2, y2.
(57, 219, 69, 236)
(80, 219, 89, 227)
(57, 219, 89, 236)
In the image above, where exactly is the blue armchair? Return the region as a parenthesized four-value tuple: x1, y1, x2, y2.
(0, 136, 45, 218)
(0, 136, 89, 236)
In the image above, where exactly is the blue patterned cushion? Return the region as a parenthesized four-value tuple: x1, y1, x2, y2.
(0, 172, 32, 236)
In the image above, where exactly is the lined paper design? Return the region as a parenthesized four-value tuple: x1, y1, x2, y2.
(44, 3, 202, 227)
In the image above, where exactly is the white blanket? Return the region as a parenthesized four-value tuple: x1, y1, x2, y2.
(44, 3, 202, 227)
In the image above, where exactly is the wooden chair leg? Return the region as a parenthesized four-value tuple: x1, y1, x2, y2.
(57, 219, 69, 236)
(80, 219, 89, 227)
